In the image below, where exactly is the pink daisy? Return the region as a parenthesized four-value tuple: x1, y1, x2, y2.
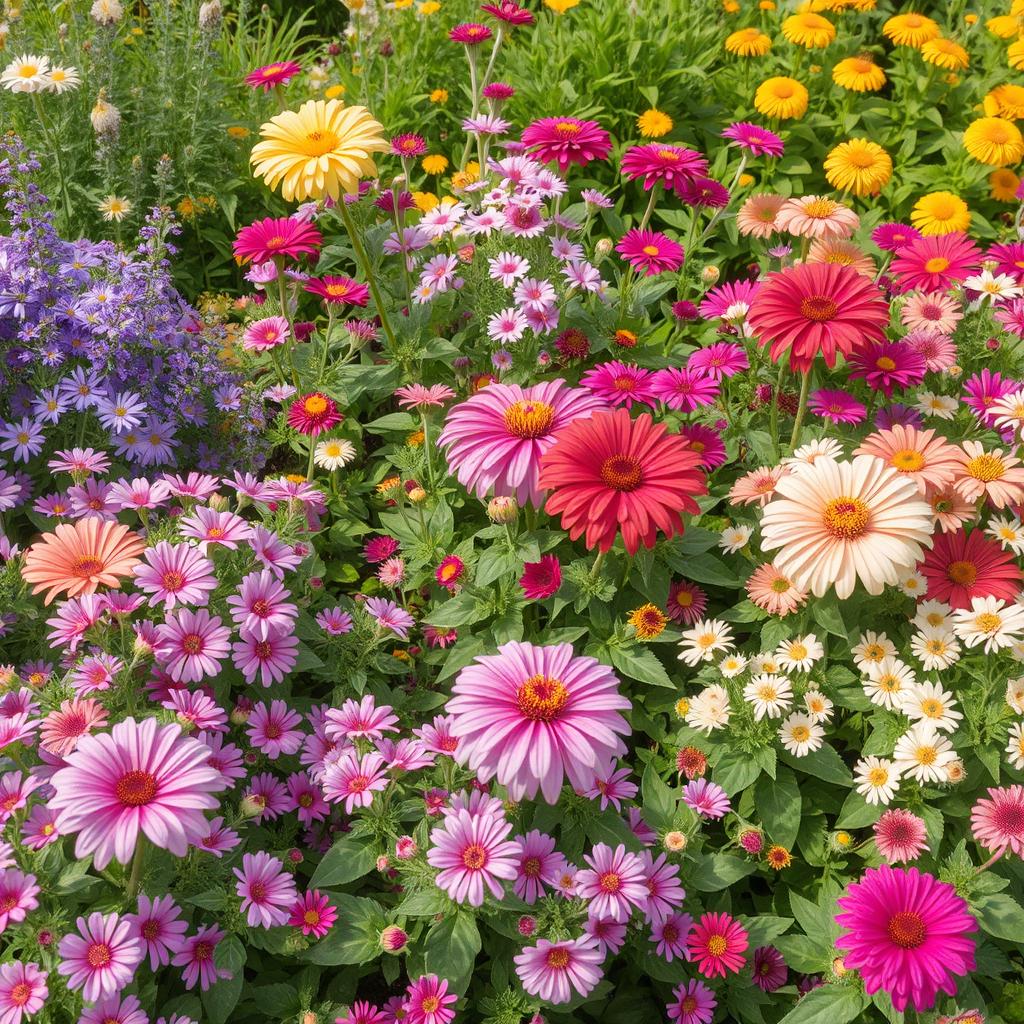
(233, 216, 322, 265)
(584, 917, 627, 955)
(651, 911, 693, 962)
(521, 117, 612, 171)
(426, 807, 519, 906)
(970, 785, 1024, 857)
(581, 765, 638, 812)
(890, 232, 982, 293)
(227, 569, 298, 641)
(178, 507, 252, 552)
(579, 360, 655, 408)
(404, 974, 457, 1024)
(172, 925, 231, 991)
(667, 579, 708, 624)
(721, 121, 784, 157)
(650, 368, 719, 412)
(0, 961, 48, 1024)
(325, 696, 399, 742)
(38, 697, 108, 757)
(687, 912, 748, 978)
(615, 229, 684, 276)
(575, 843, 648, 922)
(682, 778, 731, 818)
(286, 771, 329, 825)
(874, 808, 929, 863)
(0, 773, 41, 824)
(901, 291, 963, 334)
(20, 806, 61, 850)
(0, 870, 39, 934)
(234, 851, 298, 928)
(242, 315, 290, 352)
(512, 830, 565, 904)
(288, 890, 337, 938)
(155, 608, 232, 683)
(848, 340, 927, 396)
(322, 750, 389, 813)
(57, 912, 144, 1002)
(519, 555, 561, 600)
(395, 383, 456, 409)
(808, 389, 866, 424)
(133, 541, 216, 610)
(196, 816, 241, 857)
(78, 993, 149, 1024)
(513, 937, 604, 1004)
(639, 851, 685, 925)
(687, 341, 748, 380)
(316, 606, 354, 635)
(753, 946, 788, 991)
(127, 894, 187, 970)
(244, 60, 301, 90)
(247, 700, 304, 759)
(231, 630, 299, 687)
(679, 423, 727, 470)
(621, 143, 709, 193)
(667, 979, 716, 1024)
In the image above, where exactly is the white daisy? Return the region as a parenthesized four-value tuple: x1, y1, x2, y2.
(97, 195, 132, 222)
(776, 634, 823, 673)
(678, 618, 734, 666)
(782, 437, 845, 469)
(852, 631, 896, 671)
(862, 656, 916, 711)
(911, 600, 953, 632)
(909, 627, 960, 671)
(719, 654, 748, 679)
(989, 388, 1024, 441)
(914, 390, 958, 420)
(45, 65, 81, 94)
(742, 673, 793, 721)
(778, 712, 824, 757)
(314, 438, 357, 470)
(900, 681, 963, 733)
(897, 571, 927, 599)
(1007, 677, 1024, 715)
(892, 723, 956, 784)
(1007, 721, 1024, 770)
(963, 269, 1022, 309)
(748, 653, 782, 675)
(853, 755, 900, 806)
(685, 684, 732, 735)
(1, 53, 50, 93)
(719, 524, 752, 554)
(803, 688, 834, 722)
(986, 515, 1024, 556)
(952, 596, 1024, 653)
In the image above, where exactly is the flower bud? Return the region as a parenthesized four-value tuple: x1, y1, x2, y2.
(380, 925, 408, 953)
(487, 495, 518, 523)
(240, 794, 265, 818)
(663, 831, 687, 852)
(517, 915, 536, 936)
(376, 855, 391, 871)
(395, 836, 418, 859)
(595, 238, 613, 256)
(407, 486, 427, 504)
(701, 265, 720, 285)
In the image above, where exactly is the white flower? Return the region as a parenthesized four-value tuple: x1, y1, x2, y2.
(897, 571, 927, 598)
(782, 437, 845, 469)
(685, 685, 732, 735)
(1007, 721, 1024, 770)
(719, 524, 752, 554)
(964, 269, 1022, 309)
(912, 600, 953, 632)
(719, 654, 748, 679)
(91, 0, 124, 23)
(803, 688, 834, 722)
(989, 388, 1024, 441)
(909, 627, 960, 671)
(314, 438, 357, 470)
(678, 618, 734, 666)
(1, 53, 50, 93)
(742, 673, 793, 721)
(900, 681, 963, 734)
(748, 653, 782, 675)
(97, 196, 132, 222)
(90, 92, 121, 136)
(776, 634, 823, 673)
(778, 712, 824, 757)
(852, 630, 896, 671)
(892, 723, 956, 783)
(853, 756, 900, 806)
(1007, 677, 1024, 715)
(44, 65, 81, 94)
(986, 515, 1024, 555)
(952, 596, 1024, 653)
(862, 656, 916, 711)
(914, 390, 958, 420)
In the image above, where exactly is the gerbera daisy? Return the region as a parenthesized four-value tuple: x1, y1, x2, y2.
(667, 579, 707, 623)
(874, 809, 929, 864)
(155, 608, 232, 683)
(620, 143, 709, 192)
(824, 139, 892, 197)
(753, 77, 808, 120)
(539, 408, 707, 553)
(745, 563, 807, 616)
(832, 55, 886, 91)
(244, 60, 301, 91)
(519, 555, 562, 600)
(964, 117, 1024, 167)
(873, 222, 922, 253)
(21, 519, 145, 605)
(806, 238, 876, 277)
(835, 865, 976, 1012)
(580, 361, 655, 409)
(304, 276, 370, 306)
(687, 341, 749, 379)
(513, 937, 604, 1004)
(232, 216, 323, 265)
(971, 785, 1024, 857)
(38, 697, 108, 757)
(615, 229, 684, 275)
(903, 328, 957, 372)
(911, 192, 971, 236)
(760, 455, 934, 599)
(687, 912, 748, 978)
(918, 529, 1021, 609)
(736, 193, 786, 238)
(808, 389, 866, 424)
(855, 425, 960, 494)
(890, 232, 981, 292)
(287, 392, 342, 436)
(575, 843, 648, 921)
(250, 99, 388, 201)
(776, 195, 859, 239)
(426, 807, 518, 906)
(953, 441, 1024, 509)
(682, 777, 732, 817)
(520, 116, 612, 171)
(649, 368, 719, 412)
(133, 541, 216, 610)
(849, 341, 927, 395)
(729, 465, 790, 507)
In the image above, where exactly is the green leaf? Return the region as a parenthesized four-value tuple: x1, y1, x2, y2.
(311, 835, 378, 888)
(780, 744, 853, 787)
(395, 889, 449, 917)
(776, 985, 870, 1024)
(641, 762, 677, 828)
(772, 933, 826, 974)
(788, 889, 840, 945)
(301, 895, 384, 965)
(663, 551, 741, 588)
(974, 893, 1024, 943)
(755, 766, 802, 848)
(364, 411, 418, 433)
(423, 590, 489, 628)
(608, 645, 675, 688)
(835, 790, 883, 829)
(742, 915, 793, 947)
(810, 593, 847, 639)
(474, 545, 521, 588)
(688, 853, 758, 891)
(424, 912, 481, 994)
(714, 748, 762, 796)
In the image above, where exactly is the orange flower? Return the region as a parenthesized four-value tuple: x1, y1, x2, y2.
(22, 519, 146, 605)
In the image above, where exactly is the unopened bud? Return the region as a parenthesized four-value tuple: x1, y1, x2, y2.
(701, 265, 720, 285)
(407, 487, 427, 504)
(240, 795, 264, 818)
(663, 831, 688, 852)
(380, 924, 408, 953)
(595, 238, 613, 256)
(487, 495, 518, 523)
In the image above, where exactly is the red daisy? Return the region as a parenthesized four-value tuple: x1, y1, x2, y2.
(620, 143, 709, 193)
(890, 232, 983, 294)
(615, 229, 685, 276)
(521, 117, 612, 172)
(746, 262, 889, 371)
(538, 407, 707, 554)
(233, 217, 323, 265)
(244, 61, 302, 91)
(304, 276, 370, 306)
(918, 529, 1022, 610)
(287, 393, 343, 436)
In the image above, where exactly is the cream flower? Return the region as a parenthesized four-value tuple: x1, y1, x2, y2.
(678, 619, 734, 666)
(778, 712, 824, 756)
(951, 595, 1024, 653)
(863, 656, 916, 711)
(900, 681, 963, 733)
(893, 723, 956, 783)
(742, 673, 793, 721)
(854, 756, 900, 805)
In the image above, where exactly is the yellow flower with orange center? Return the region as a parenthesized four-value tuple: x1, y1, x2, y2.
(753, 77, 808, 119)
(882, 12, 940, 47)
(921, 36, 969, 70)
(725, 26, 771, 56)
(628, 604, 668, 640)
(823, 139, 892, 196)
(990, 168, 1021, 202)
(781, 11, 835, 48)
(963, 116, 1024, 167)
(910, 191, 970, 235)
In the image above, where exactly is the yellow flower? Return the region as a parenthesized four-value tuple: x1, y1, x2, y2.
(987, 14, 1019, 39)
(422, 153, 449, 174)
(628, 604, 668, 640)
(394, 0, 414, 7)
(920, 37, 968, 70)
(674, 697, 690, 719)
(964, 12, 977, 24)
(637, 108, 673, 138)
(984, 84, 1024, 121)
(1010, 39, 1024, 71)
(413, 191, 439, 211)
(1013, 0, 1024, 14)
(324, 84, 346, 99)
(451, 161, 481, 189)
(766, 844, 792, 870)
(781, 11, 835, 48)
(544, 0, 579, 12)
(429, 87, 448, 103)
(882, 12, 940, 47)
(418, 1, 441, 13)
(990, 167, 1021, 202)
(250, 99, 388, 201)
(725, 26, 771, 56)
(832, 56, 886, 91)
(759, 0, 775, 8)
(226, 125, 250, 139)
(824, 138, 892, 196)
(754, 76, 808, 119)
(738, 172, 754, 186)
(722, 0, 740, 12)
(963, 116, 1024, 167)
(407, 429, 425, 446)
(910, 191, 971, 235)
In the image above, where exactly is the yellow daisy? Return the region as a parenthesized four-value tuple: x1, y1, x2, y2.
(984, 84, 1024, 120)
(823, 139, 892, 196)
(1008, 39, 1024, 71)
(429, 88, 449, 103)
(920, 37, 968, 70)
(781, 11, 836, 48)
(910, 191, 971, 235)
(637, 108, 673, 138)
(725, 26, 772, 56)
(987, 14, 1019, 39)
(832, 56, 886, 92)
(990, 168, 1021, 202)
(882, 12, 940, 47)
(963, 116, 1024, 167)
(544, 0, 579, 13)
(754, 76, 808, 119)
(422, 153, 449, 174)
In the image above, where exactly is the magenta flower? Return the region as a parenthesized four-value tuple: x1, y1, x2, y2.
(244, 60, 301, 91)
(0, 870, 39, 934)
(232, 630, 299, 687)
(242, 316, 290, 352)
(651, 911, 693, 962)
(155, 608, 232, 683)
(172, 924, 231, 991)
(807, 388, 867, 424)
(835, 865, 977, 1012)
(79, 993, 149, 1024)
(679, 422, 728, 470)
(227, 569, 298, 641)
(575, 843, 649, 922)
(404, 975, 458, 1024)
(512, 830, 566, 904)
(325, 696, 399, 742)
(233, 216, 322, 265)
(247, 700, 304, 759)
(322, 750, 389, 813)
(234, 852, 298, 928)
(849, 340, 927, 395)
(513, 936, 604, 1004)
(621, 143, 709, 193)
(316, 606, 354, 635)
(127, 894, 187, 970)
(519, 555, 561, 600)
(21, 805, 61, 850)
(682, 778, 731, 819)
(481, 1, 534, 25)
(305, 276, 371, 307)
(616, 228, 684, 276)
(427, 807, 519, 906)
(49, 717, 225, 869)
(579, 361, 656, 408)
(639, 851, 686, 925)
(289, 890, 338, 938)
(133, 541, 216, 610)
(872, 222, 922, 253)
(521, 117, 612, 171)
(753, 945, 788, 992)
(449, 21, 492, 43)
(0, 961, 48, 1024)
(721, 122, 784, 157)
(687, 341, 749, 380)
(687, 911, 748, 978)
(667, 979, 716, 1024)
(57, 912, 144, 1002)
(650, 367, 720, 412)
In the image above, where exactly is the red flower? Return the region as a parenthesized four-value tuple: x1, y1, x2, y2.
(747, 262, 889, 371)
(287, 393, 342, 436)
(918, 529, 1021, 610)
(538, 408, 706, 554)
(233, 217, 323, 265)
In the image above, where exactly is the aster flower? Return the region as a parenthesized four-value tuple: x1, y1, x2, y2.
(426, 807, 519, 906)
(513, 937, 604, 1004)
(288, 890, 338, 938)
(155, 608, 232, 683)
(233, 216, 323, 265)
(172, 924, 231, 991)
(615, 229, 684, 275)
(575, 843, 648, 921)
(721, 121, 784, 157)
(127, 894, 187, 970)
(0, 961, 48, 1024)
(808, 389, 866, 424)
(682, 778, 731, 817)
(322, 749, 389, 812)
(521, 116, 612, 171)
(970, 785, 1024, 857)
(245, 60, 302, 90)
(364, 596, 414, 638)
(404, 974, 457, 1024)
(874, 809, 929, 863)
(667, 979, 716, 1024)
(57, 912, 144, 1002)
(133, 541, 216, 610)
(0, 869, 39, 934)
(234, 852, 298, 928)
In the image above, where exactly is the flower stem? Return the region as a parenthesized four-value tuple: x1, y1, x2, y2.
(126, 836, 146, 901)
(420, 411, 434, 491)
(789, 367, 811, 450)
(306, 439, 317, 482)
(589, 549, 607, 581)
(637, 184, 660, 231)
(976, 848, 1004, 874)
(338, 201, 398, 353)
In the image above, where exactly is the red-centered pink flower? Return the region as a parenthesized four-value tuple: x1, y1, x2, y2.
(667, 978, 716, 1024)
(650, 368, 720, 412)
(133, 541, 216, 610)
(322, 749, 389, 813)
(808, 388, 866, 424)
(747, 261, 889, 371)
(0, 869, 39, 934)
(918, 528, 1021, 609)
(0, 961, 48, 1024)
(889, 232, 983, 293)
(615, 228, 684, 276)
(287, 392, 342, 436)
(539, 407, 707, 554)
(575, 843, 648, 922)
(513, 937, 604, 1005)
(519, 554, 561, 600)
(155, 608, 232, 683)
(56, 912, 144, 1002)
(752, 946, 787, 992)
(244, 60, 302, 91)
(835, 865, 976, 1012)
(234, 851, 298, 928)
(426, 807, 519, 905)
(233, 216, 322, 265)
(686, 912, 749, 978)
(394, 383, 456, 409)
(874, 808, 929, 863)
(620, 143, 708, 192)
(390, 132, 427, 157)
(172, 924, 231, 991)
(579, 361, 656, 409)
(970, 785, 1024, 857)
(446, 641, 631, 802)
(49, 717, 225, 869)
(127, 894, 187, 971)
(304, 276, 370, 306)
(511, 830, 565, 904)
(521, 116, 612, 171)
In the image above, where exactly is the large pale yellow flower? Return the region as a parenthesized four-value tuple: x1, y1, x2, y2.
(963, 116, 1024, 167)
(250, 99, 388, 201)
(824, 139, 892, 196)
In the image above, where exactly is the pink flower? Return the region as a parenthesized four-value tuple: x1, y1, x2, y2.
(234, 852, 298, 928)
(133, 541, 216, 610)
(233, 216, 322, 265)
(247, 700, 304, 759)
(395, 384, 456, 409)
(245, 60, 301, 91)
(575, 843, 648, 922)
(667, 979, 716, 1024)
(178, 507, 253, 552)
(678, 423, 727, 470)
(621, 143, 708, 193)
(0, 869, 39, 934)
(427, 807, 519, 906)
(20, 806, 61, 850)
(305, 276, 370, 306)
(513, 936, 604, 1004)
(288, 890, 337, 938)
(49, 717, 225, 869)
(581, 764, 637, 812)
(970, 785, 1024, 857)
(227, 570, 298, 641)
(521, 117, 612, 171)
(651, 911, 693, 962)
(519, 555, 561, 600)
(721, 121, 784, 157)
(0, 961, 48, 1024)
(39, 697, 108, 756)
(753, 945, 788, 991)
(667, 580, 707, 624)
(155, 609, 232, 683)
(232, 630, 299, 687)
(325, 696, 399, 742)
(322, 750, 389, 813)
(172, 925, 231, 991)
(242, 315, 290, 352)
(447, 641, 631, 803)
(364, 597, 414, 639)
(579, 361, 656, 408)
(687, 912, 748, 978)
(874, 808, 929, 863)
(127, 894, 187, 970)
(583, 916, 626, 955)
(449, 21, 492, 43)
(79, 993, 149, 1024)
(615, 229, 685, 275)
(404, 974, 458, 1024)
(0, 773, 41, 825)
(650, 367, 720, 412)
(640, 851, 685, 925)
(57, 912, 144, 1002)
(687, 341, 749, 380)
(286, 771, 329, 825)
(512, 830, 566, 903)
(316, 606, 354, 635)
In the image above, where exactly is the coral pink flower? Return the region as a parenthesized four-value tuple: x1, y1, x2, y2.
(575, 843, 648, 921)
(953, 441, 1024, 509)
(519, 555, 561, 600)
(687, 912, 749, 978)
(874, 809, 929, 863)
(233, 216, 322, 265)
(242, 316, 290, 352)
(447, 641, 631, 803)
(38, 697, 108, 757)
(521, 116, 612, 171)
(244, 60, 301, 90)
(890, 232, 982, 293)
(57, 912, 144, 1002)
(427, 807, 519, 906)
(904, 328, 957, 371)
(970, 785, 1024, 857)
(918, 528, 1021, 609)
(513, 937, 604, 1004)
(234, 852, 298, 928)
(322, 750, 389, 813)
(901, 290, 963, 334)
(49, 717, 225, 869)
(737, 193, 786, 238)
(745, 563, 807, 617)
(835, 865, 976, 1012)
(288, 890, 337, 938)
(855, 425, 962, 495)
(0, 961, 48, 1024)
(776, 195, 859, 239)
(729, 465, 790, 507)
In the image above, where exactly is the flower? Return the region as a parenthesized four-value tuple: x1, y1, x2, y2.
(687, 912, 748, 978)
(0, 961, 48, 1024)
(514, 936, 603, 1003)
(250, 99, 388, 201)
(128, 894, 187, 971)
(776, 195, 859, 239)
(621, 143, 709, 193)
(322, 750, 389, 811)
(538, 408, 706, 554)
(314, 438, 357, 470)
(953, 441, 1024, 509)
(747, 262, 888, 371)
(233, 216, 321, 265)
(615, 229, 684, 275)
(761, 456, 933, 599)
(1, 54, 50, 92)
(520, 117, 612, 171)
(778, 712, 825, 755)
(288, 393, 342, 436)
(0, 870, 39, 934)
(629, 603, 668, 639)
(289, 891, 337, 938)
(22, 519, 145, 605)
(971, 786, 1024, 857)
(808, 389, 866, 424)
(305, 276, 370, 306)
(155, 608, 232, 683)
(911, 192, 971, 235)
(580, 362, 656, 408)
(447, 641, 630, 803)
(667, 979, 716, 1024)
(404, 974, 457, 1024)
(575, 843, 648, 921)
(650, 368, 719, 411)
(835, 865, 976, 1012)
(234, 852, 298, 928)
(891, 232, 981, 292)
(245, 60, 302, 90)
(883, 12, 940, 46)
(964, 117, 1024, 166)
(519, 555, 561, 599)
(439, 380, 604, 507)
(782, 10, 834, 47)
(922, 37, 968, 70)
(918, 529, 1021, 609)
(57, 912, 144, 1002)
(725, 26, 771, 56)
(449, 21, 492, 42)
(874, 809, 929, 863)
(682, 778, 731, 817)
(637, 108, 673, 137)
(721, 122, 783, 157)
(746, 563, 807, 616)
(49, 717, 224, 869)
(753, 946, 787, 991)
(854, 756, 901, 805)
(426, 807, 518, 905)
(754, 77, 808, 119)
(833, 56, 886, 91)
(172, 925, 231, 991)
(737, 193, 786, 237)
(824, 139, 892, 196)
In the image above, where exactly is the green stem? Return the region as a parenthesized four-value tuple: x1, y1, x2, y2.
(275, 259, 300, 389)
(126, 835, 146, 901)
(421, 410, 434, 490)
(789, 368, 812, 450)
(769, 359, 786, 457)
(637, 184, 660, 230)
(338, 201, 398, 352)
(32, 93, 72, 231)
(306, 439, 317, 482)
(589, 549, 607, 581)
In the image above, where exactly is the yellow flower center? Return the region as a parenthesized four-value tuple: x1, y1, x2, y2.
(302, 129, 341, 157)
(891, 448, 925, 472)
(503, 399, 555, 438)
(803, 198, 839, 218)
(516, 674, 570, 721)
(924, 256, 950, 273)
(966, 453, 1005, 482)
(822, 497, 870, 539)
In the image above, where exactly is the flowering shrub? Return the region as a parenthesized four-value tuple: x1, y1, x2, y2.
(8, 2, 1024, 1024)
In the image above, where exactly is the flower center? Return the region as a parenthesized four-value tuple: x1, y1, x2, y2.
(461, 843, 487, 869)
(916, 745, 937, 765)
(947, 560, 977, 585)
(599, 871, 621, 892)
(868, 767, 889, 786)
(303, 129, 340, 157)
(503, 399, 555, 439)
(920, 698, 943, 717)
(771, 577, 791, 593)
(967, 454, 1005, 482)
(799, 295, 838, 321)
(886, 910, 926, 948)
(546, 947, 570, 969)
(86, 942, 112, 968)
(516, 673, 570, 721)
(641, 244, 661, 256)
(182, 633, 204, 655)
(116, 769, 158, 806)
(71, 556, 105, 578)
(891, 448, 925, 472)
(523, 856, 541, 877)
(8, 983, 31, 1006)
(599, 454, 643, 492)
(803, 198, 838, 219)
(162, 571, 186, 592)
(706, 934, 729, 956)
(555, 122, 581, 136)
(304, 395, 329, 415)
(994, 803, 1024, 836)
(876, 356, 897, 371)
(924, 256, 950, 274)
(142, 920, 160, 940)
(790, 725, 810, 742)
(194, 941, 213, 961)
(822, 497, 870, 539)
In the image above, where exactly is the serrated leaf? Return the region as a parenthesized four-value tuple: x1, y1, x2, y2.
(608, 644, 675, 688)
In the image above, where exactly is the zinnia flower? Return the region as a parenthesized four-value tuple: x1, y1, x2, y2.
(538, 408, 706, 554)
(520, 116, 612, 171)
(426, 807, 519, 906)
(970, 785, 1024, 857)
(621, 143, 708, 193)
(721, 122, 783, 157)
(687, 912, 748, 978)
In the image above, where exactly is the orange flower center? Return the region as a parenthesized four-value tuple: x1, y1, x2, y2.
(799, 295, 838, 322)
(599, 871, 621, 892)
(706, 935, 729, 956)
(303, 129, 340, 157)
(162, 571, 186, 592)
(516, 674, 570, 721)
(116, 769, 158, 806)
(461, 843, 487, 869)
(924, 256, 950, 274)
(876, 356, 897, 371)
(8, 983, 31, 1006)
(822, 497, 870, 539)
(803, 198, 838, 218)
(304, 395, 329, 415)
(600, 454, 643, 492)
(87, 942, 113, 968)
(503, 399, 555, 438)
(642, 244, 660, 256)
(71, 556, 105, 578)
(182, 633, 204, 655)
(947, 559, 977, 585)
(546, 948, 570, 969)
(890, 448, 925, 472)
(555, 122, 581, 136)
(967, 453, 1005, 481)
(886, 910, 926, 948)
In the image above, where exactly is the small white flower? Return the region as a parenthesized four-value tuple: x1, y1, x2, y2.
(803, 688, 833, 722)
(91, 0, 124, 24)
(862, 656, 916, 712)
(719, 524, 752, 554)
(900, 681, 963, 734)
(989, 388, 1024, 441)
(44, 65, 81, 94)
(853, 755, 900, 806)
(911, 600, 953, 632)
(719, 654, 748, 679)
(778, 712, 824, 757)
(952, 596, 1024, 653)
(776, 634, 823, 673)
(314, 438, 357, 470)
(964, 269, 1022, 309)
(97, 195, 132, 222)
(748, 652, 783, 675)
(986, 515, 1024, 555)
(783, 437, 845, 469)
(685, 684, 732, 735)
(1007, 677, 1024, 715)
(852, 631, 896, 671)
(914, 390, 958, 420)
(897, 571, 927, 598)
(1, 53, 50, 93)
(909, 627, 960, 671)
(742, 673, 793, 721)
(892, 723, 956, 783)
(1007, 721, 1024, 770)
(678, 618, 734, 666)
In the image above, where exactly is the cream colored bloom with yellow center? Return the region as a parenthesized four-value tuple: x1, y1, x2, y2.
(1, 53, 50, 92)
(250, 99, 388, 202)
(854, 755, 900, 805)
